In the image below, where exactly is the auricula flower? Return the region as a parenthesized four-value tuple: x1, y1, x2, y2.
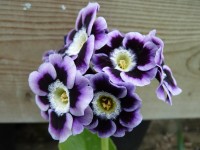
(86, 73, 142, 137)
(156, 65, 182, 105)
(63, 2, 108, 74)
(42, 50, 57, 62)
(92, 30, 164, 86)
(28, 54, 93, 142)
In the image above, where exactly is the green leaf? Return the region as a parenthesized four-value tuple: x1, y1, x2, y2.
(59, 129, 117, 150)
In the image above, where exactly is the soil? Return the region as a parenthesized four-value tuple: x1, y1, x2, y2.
(1, 119, 200, 150)
(139, 119, 200, 150)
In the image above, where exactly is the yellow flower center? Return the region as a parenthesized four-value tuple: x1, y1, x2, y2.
(100, 96, 114, 111)
(48, 80, 70, 115)
(92, 92, 121, 119)
(118, 59, 127, 70)
(110, 47, 137, 72)
(60, 92, 68, 104)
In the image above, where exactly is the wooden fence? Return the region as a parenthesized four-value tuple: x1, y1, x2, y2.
(0, 0, 200, 122)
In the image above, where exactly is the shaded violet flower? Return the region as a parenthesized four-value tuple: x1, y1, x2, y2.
(28, 54, 93, 142)
(86, 73, 142, 137)
(156, 65, 182, 105)
(92, 30, 163, 86)
(144, 30, 164, 66)
(63, 2, 108, 74)
(42, 50, 57, 62)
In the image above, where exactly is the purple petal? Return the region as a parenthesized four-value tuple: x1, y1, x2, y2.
(86, 116, 98, 129)
(95, 120, 116, 138)
(49, 53, 63, 66)
(75, 8, 84, 30)
(48, 110, 73, 143)
(92, 17, 107, 34)
(49, 54, 76, 89)
(35, 95, 49, 111)
(121, 93, 142, 112)
(58, 47, 67, 55)
(113, 121, 127, 137)
(122, 32, 144, 52)
(92, 54, 112, 72)
(153, 37, 164, 66)
(107, 30, 124, 48)
(42, 50, 56, 62)
(156, 84, 166, 100)
(163, 65, 182, 96)
(69, 72, 93, 116)
(29, 63, 56, 96)
(94, 33, 108, 50)
(137, 41, 157, 71)
(72, 118, 84, 135)
(64, 29, 76, 47)
(41, 110, 49, 121)
(76, 106, 93, 126)
(117, 82, 136, 93)
(145, 31, 164, 65)
(155, 47, 164, 66)
(102, 67, 123, 84)
(62, 56, 76, 89)
(120, 68, 157, 86)
(90, 73, 127, 98)
(75, 35, 94, 74)
(38, 62, 57, 79)
(82, 2, 100, 35)
(155, 66, 173, 105)
(119, 109, 142, 129)
(95, 44, 113, 55)
(148, 29, 156, 36)
(117, 80, 141, 112)
(156, 83, 172, 105)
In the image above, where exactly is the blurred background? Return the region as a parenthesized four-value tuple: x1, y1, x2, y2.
(0, 0, 200, 149)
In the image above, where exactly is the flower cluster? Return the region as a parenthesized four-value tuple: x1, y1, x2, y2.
(28, 2, 181, 142)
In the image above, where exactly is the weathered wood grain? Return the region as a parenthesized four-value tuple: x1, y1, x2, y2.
(0, 0, 200, 122)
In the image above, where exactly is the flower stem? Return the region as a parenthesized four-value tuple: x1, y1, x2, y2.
(101, 138, 109, 150)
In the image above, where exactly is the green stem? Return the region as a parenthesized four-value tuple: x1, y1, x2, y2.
(177, 120, 184, 150)
(101, 138, 109, 150)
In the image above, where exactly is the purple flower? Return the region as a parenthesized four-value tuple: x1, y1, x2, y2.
(63, 2, 108, 74)
(28, 54, 93, 142)
(42, 50, 57, 62)
(156, 65, 182, 105)
(92, 30, 163, 86)
(144, 30, 164, 66)
(86, 73, 142, 138)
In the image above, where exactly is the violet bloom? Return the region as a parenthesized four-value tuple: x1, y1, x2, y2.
(86, 73, 142, 137)
(28, 54, 93, 142)
(92, 30, 164, 86)
(156, 65, 182, 105)
(63, 2, 108, 74)
(42, 50, 57, 62)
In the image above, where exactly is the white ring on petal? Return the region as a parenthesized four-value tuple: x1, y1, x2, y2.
(66, 27, 88, 56)
(110, 47, 137, 72)
(92, 92, 121, 119)
(48, 80, 70, 116)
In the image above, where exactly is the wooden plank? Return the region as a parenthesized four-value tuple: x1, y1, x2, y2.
(0, 0, 200, 122)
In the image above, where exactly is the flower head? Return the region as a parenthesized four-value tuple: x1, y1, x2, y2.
(42, 50, 57, 62)
(63, 2, 108, 74)
(92, 30, 163, 86)
(28, 54, 93, 142)
(86, 73, 142, 137)
(156, 65, 182, 105)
